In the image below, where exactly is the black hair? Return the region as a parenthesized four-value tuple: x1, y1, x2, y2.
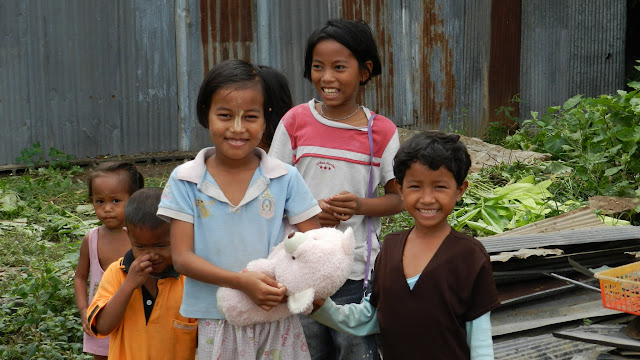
(88, 161, 144, 199)
(196, 59, 264, 129)
(393, 131, 471, 186)
(303, 19, 382, 85)
(124, 187, 166, 229)
(256, 65, 293, 149)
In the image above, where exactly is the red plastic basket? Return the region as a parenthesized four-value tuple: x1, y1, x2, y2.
(594, 261, 640, 316)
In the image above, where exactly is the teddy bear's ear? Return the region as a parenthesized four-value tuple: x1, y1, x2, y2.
(342, 227, 355, 255)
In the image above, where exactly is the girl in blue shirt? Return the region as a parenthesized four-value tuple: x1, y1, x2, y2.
(158, 60, 321, 359)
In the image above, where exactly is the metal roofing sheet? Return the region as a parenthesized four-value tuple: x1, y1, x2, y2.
(479, 226, 640, 254)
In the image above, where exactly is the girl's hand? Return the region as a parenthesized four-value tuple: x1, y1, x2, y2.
(324, 191, 359, 221)
(318, 199, 341, 227)
(239, 271, 287, 311)
(124, 254, 154, 289)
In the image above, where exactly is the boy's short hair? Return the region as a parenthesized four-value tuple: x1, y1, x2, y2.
(124, 188, 165, 229)
(393, 131, 471, 186)
(88, 161, 144, 199)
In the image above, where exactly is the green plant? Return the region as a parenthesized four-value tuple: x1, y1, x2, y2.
(503, 79, 640, 198)
(450, 174, 581, 236)
(15, 142, 45, 167)
(484, 95, 521, 145)
(15, 143, 73, 169)
(48, 147, 74, 169)
(0, 255, 88, 359)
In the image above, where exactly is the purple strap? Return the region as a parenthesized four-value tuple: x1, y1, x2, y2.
(363, 114, 377, 290)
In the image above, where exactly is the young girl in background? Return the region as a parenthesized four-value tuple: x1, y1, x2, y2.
(74, 162, 144, 360)
(269, 18, 403, 360)
(157, 59, 321, 359)
(256, 64, 293, 152)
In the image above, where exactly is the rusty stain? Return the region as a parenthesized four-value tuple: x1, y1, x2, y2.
(199, 0, 210, 72)
(199, 0, 254, 73)
(420, 1, 456, 128)
(488, 0, 521, 131)
(340, 0, 395, 116)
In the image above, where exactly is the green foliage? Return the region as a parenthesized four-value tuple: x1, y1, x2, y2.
(0, 255, 89, 359)
(0, 167, 93, 358)
(15, 143, 74, 169)
(484, 95, 521, 145)
(483, 121, 512, 145)
(503, 82, 640, 198)
(450, 173, 581, 236)
(381, 211, 415, 240)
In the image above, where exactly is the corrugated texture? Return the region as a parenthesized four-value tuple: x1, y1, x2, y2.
(0, 1, 177, 164)
(0, 0, 628, 165)
(519, 0, 626, 120)
(486, 207, 606, 237)
(479, 226, 640, 254)
(494, 332, 612, 360)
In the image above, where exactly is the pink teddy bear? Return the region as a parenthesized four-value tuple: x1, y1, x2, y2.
(217, 227, 355, 326)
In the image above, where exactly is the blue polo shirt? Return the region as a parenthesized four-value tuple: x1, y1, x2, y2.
(157, 147, 321, 319)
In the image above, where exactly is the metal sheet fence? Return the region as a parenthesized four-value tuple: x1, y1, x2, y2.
(0, 0, 626, 165)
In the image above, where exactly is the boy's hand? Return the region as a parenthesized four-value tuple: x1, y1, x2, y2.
(324, 191, 359, 221)
(312, 298, 325, 312)
(80, 308, 92, 335)
(239, 271, 287, 311)
(124, 254, 154, 289)
(318, 199, 341, 227)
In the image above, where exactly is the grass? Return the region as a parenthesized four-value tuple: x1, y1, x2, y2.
(0, 165, 417, 358)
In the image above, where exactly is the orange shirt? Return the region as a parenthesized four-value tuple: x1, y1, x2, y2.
(88, 256, 197, 360)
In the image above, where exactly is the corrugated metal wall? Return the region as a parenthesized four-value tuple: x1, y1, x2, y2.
(519, 0, 626, 120)
(0, 0, 627, 166)
(0, 1, 178, 165)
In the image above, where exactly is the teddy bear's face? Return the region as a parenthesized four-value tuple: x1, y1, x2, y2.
(274, 227, 354, 298)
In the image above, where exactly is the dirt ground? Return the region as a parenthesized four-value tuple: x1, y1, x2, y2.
(397, 129, 550, 172)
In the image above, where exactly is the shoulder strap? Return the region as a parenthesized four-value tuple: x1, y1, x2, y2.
(364, 113, 377, 290)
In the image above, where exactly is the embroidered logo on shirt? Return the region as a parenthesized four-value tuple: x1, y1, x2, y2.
(259, 188, 275, 219)
(172, 320, 197, 330)
(195, 198, 215, 218)
(316, 160, 335, 171)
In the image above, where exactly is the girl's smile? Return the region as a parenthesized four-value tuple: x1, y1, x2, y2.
(207, 83, 265, 165)
(310, 39, 372, 120)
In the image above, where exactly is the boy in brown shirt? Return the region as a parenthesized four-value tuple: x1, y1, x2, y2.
(311, 131, 500, 359)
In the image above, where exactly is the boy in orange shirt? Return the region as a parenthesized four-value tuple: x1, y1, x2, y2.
(87, 188, 197, 359)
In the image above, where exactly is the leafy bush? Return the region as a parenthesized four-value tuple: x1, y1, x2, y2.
(504, 79, 640, 199)
(15, 143, 74, 169)
(0, 168, 92, 358)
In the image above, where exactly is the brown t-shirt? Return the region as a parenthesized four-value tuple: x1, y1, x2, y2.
(370, 228, 500, 360)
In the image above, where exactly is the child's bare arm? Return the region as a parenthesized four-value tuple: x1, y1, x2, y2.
(73, 234, 92, 335)
(93, 254, 153, 335)
(170, 219, 287, 311)
(317, 199, 341, 227)
(294, 215, 321, 232)
(323, 179, 403, 221)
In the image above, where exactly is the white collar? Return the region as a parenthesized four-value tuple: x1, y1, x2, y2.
(176, 147, 288, 185)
